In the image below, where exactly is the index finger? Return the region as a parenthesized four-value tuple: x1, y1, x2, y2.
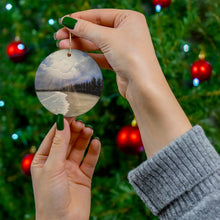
(62, 8, 128, 27)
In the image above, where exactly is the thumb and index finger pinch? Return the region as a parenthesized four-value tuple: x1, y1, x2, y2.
(70, 9, 122, 26)
(58, 9, 126, 46)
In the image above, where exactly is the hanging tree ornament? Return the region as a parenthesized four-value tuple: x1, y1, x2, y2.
(152, 0, 171, 9)
(7, 37, 28, 62)
(35, 32, 103, 117)
(21, 146, 36, 176)
(21, 154, 35, 176)
(116, 118, 144, 155)
(191, 51, 212, 84)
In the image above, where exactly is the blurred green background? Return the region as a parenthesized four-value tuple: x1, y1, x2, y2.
(0, 0, 220, 219)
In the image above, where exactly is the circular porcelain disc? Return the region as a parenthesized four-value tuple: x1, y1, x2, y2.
(35, 49, 103, 117)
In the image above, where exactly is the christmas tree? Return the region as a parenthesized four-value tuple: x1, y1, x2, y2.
(0, 0, 219, 219)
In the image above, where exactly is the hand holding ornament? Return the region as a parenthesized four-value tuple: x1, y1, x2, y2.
(55, 9, 192, 157)
(31, 117, 101, 220)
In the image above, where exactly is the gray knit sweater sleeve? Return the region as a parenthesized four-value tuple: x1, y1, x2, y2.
(128, 125, 220, 220)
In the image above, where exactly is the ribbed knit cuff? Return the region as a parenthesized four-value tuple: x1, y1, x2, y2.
(128, 125, 220, 218)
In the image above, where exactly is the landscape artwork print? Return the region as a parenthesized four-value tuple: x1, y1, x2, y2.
(35, 49, 103, 117)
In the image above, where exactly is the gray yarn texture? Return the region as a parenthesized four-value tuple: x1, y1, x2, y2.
(128, 125, 220, 220)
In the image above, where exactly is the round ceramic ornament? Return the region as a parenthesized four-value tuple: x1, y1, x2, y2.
(35, 49, 103, 117)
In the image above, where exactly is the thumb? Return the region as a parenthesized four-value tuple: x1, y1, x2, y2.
(46, 117, 70, 167)
(61, 16, 110, 49)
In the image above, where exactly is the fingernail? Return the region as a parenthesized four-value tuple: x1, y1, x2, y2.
(53, 32, 57, 40)
(56, 41, 60, 48)
(56, 114, 64, 130)
(62, 17, 78, 29)
(58, 18, 62, 25)
(94, 136, 100, 141)
(76, 118, 84, 123)
(86, 124, 93, 129)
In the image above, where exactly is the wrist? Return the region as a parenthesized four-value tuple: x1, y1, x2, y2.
(36, 209, 89, 220)
(126, 56, 166, 107)
(36, 210, 63, 220)
(36, 214, 69, 220)
(126, 59, 192, 157)
(125, 51, 164, 97)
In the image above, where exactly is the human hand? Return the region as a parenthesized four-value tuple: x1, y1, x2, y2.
(55, 9, 192, 158)
(31, 117, 101, 220)
(55, 9, 191, 158)
(55, 9, 160, 99)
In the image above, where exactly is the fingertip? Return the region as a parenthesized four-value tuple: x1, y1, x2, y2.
(53, 32, 57, 40)
(86, 124, 93, 130)
(84, 126, 94, 136)
(58, 17, 63, 25)
(61, 16, 78, 30)
(56, 114, 64, 131)
(93, 136, 100, 142)
(75, 120, 85, 128)
(55, 118, 70, 142)
(55, 117, 68, 130)
(91, 138, 101, 153)
(70, 119, 85, 133)
(56, 40, 60, 48)
(75, 118, 85, 123)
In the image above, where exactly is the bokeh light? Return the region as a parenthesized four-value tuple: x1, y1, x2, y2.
(183, 44, 190, 52)
(0, 100, 5, 107)
(193, 78, 200, 87)
(12, 133, 19, 140)
(155, 5, 162, 12)
(5, 3, 13, 10)
(48, 18, 55, 25)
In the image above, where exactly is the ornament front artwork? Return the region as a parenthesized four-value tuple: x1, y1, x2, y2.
(35, 49, 103, 117)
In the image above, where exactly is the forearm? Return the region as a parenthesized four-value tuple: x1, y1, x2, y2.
(126, 57, 192, 157)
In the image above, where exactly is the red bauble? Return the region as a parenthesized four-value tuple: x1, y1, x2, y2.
(116, 125, 144, 155)
(21, 154, 35, 176)
(7, 41, 28, 62)
(191, 60, 212, 82)
(152, 0, 171, 8)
